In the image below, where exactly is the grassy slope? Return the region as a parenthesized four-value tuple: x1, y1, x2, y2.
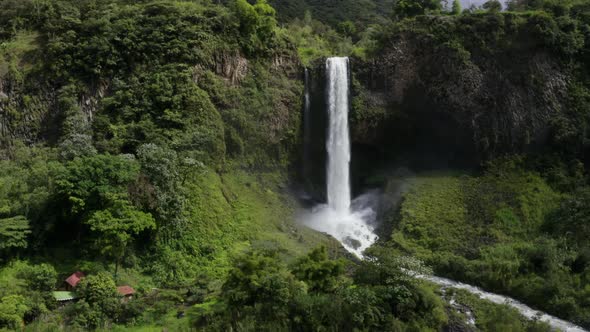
(390, 169, 560, 266)
(392, 175, 471, 257)
(386, 167, 590, 326)
(184, 168, 344, 275)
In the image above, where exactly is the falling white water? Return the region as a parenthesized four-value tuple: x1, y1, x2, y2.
(302, 57, 378, 257)
(326, 57, 351, 212)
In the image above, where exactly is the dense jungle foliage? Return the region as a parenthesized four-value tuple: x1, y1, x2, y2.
(0, 0, 589, 330)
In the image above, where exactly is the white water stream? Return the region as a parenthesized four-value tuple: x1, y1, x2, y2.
(423, 275, 587, 331)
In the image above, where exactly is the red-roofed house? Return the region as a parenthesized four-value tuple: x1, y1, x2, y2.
(117, 286, 135, 302)
(65, 271, 85, 290)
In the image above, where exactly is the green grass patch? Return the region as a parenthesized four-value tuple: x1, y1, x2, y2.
(392, 174, 470, 257)
(0, 31, 38, 76)
(182, 168, 342, 277)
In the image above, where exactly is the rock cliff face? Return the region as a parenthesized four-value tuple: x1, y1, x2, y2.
(79, 81, 110, 126)
(0, 74, 53, 147)
(301, 63, 328, 197)
(350, 27, 569, 165)
(214, 51, 250, 85)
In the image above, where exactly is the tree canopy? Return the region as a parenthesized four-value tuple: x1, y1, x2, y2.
(394, 0, 442, 18)
(0, 216, 30, 253)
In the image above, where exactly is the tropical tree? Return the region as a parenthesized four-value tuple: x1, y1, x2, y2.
(452, 0, 462, 14)
(337, 21, 356, 37)
(87, 195, 155, 276)
(0, 216, 30, 255)
(21, 263, 57, 292)
(233, 0, 277, 53)
(0, 295, 28, 330)
(56, 154, 140, 215)
(222, 250, 306, 329)
(483, 0, 503, 12)
(73, 273, 120, 329)
(56, 154, 155, 273)
(253, 0, 277, 41)
(77, 273, 118, 304)
(394, 0, 442, 18)
(292, 247, 345, 293)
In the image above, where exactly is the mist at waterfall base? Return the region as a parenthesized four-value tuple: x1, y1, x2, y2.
(299, 57, 378, 257)
(300, 191, 380, 257)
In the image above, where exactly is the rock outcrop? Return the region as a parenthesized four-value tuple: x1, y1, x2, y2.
(214, 51, 249, 85)
(350, 21, 570, 163)
(0, 74, 53, 146)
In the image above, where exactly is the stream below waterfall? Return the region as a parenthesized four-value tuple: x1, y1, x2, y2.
(300, 56, 588, 332)
(422, 275, 587, 332)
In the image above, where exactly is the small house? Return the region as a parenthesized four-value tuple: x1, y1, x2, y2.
(53, 291, 78, 305)
(64, 271, 85, 290)
(117, 285, 135, 302)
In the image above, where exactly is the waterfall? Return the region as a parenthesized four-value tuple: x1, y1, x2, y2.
(326, 57, 351, 212)
(301, 57, 378, 257)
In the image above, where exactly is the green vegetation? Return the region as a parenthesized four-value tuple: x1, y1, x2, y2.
(0, 261, 58, 329)
(72, 273, 120, 329)
(444, 289, 552, 331)
(189, 246, 449, 331)
(0, 0, 589, 330)
(0, 216, 30, 253)
(452, 0, 462, 15)
(282, 14, 357, 66)
(0, 0, 337, 329)
(387, 158, 590, 327)
(394, 0, 442, 18)
(482, 0, 503, 12)
(269, 0, 392, 28)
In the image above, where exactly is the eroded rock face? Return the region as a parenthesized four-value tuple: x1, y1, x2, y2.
(272, 52, 300, 76)
(351, 30, 569, 162)
(0, 75, 54, 146)
(79, 80, 110, 125)
(214, 51, 249, 85)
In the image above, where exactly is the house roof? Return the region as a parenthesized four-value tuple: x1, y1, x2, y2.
(65, 271, 85, 287)
(117, 286, 135, 296)
(53, 291, 77, 302)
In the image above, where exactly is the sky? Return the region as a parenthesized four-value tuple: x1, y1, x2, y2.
(459, 0, 509, 8)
